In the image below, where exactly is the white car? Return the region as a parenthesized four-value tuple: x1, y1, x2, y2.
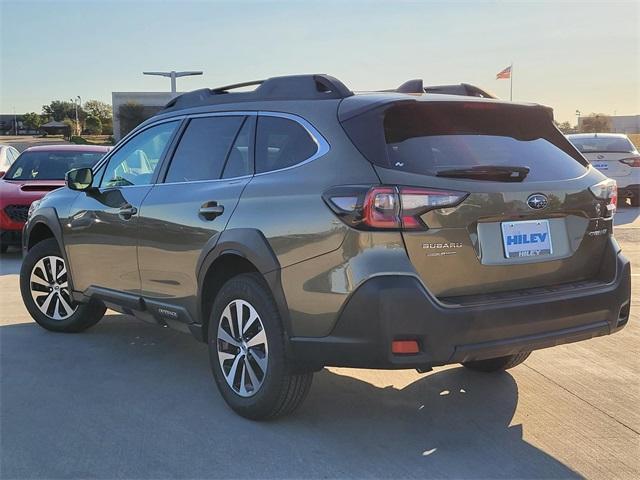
(0, 144, 20, 176)
(567, 133, 640, 207)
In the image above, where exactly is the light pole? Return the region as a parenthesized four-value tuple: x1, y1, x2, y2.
(143, 71, 203, 96)
(70, 96, 81, 135)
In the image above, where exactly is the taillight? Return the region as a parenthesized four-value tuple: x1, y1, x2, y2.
(323, 185, 468, 230)
(589, 178, 617, 214)
(620, 157, 640, 167)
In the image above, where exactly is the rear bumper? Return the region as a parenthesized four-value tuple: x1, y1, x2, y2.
(290, 240, 631, 370)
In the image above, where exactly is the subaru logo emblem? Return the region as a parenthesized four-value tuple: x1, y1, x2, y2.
(527, 194, 548, 210)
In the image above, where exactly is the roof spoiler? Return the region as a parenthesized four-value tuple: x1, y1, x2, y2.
(163, 74, 354, 111)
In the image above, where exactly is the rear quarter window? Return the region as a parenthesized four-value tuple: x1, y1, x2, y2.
(255, 116, 317, 173)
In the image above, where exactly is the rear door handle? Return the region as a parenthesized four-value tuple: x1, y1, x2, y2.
(199, 201, 224, 220)
(118, 204, 138, 220)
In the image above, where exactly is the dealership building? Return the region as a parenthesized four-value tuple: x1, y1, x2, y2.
(578, 114, 640, 134)
(111, 92, 176, 141)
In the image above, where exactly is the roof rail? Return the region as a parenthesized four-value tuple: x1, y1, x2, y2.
(162, 74, 353, 112)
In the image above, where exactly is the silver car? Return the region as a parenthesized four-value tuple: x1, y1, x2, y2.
(567, 133, 640, 206)
(0, 144, 20, 176)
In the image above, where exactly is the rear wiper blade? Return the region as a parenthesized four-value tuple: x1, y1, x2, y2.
(435, 165, 530, 182)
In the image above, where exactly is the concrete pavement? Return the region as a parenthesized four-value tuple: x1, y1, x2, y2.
(0, 211, 638, 479)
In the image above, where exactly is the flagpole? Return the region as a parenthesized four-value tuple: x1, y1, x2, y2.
(510, 62, 513, 101)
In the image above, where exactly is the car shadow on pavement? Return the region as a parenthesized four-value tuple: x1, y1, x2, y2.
(0, 314, 579, 479)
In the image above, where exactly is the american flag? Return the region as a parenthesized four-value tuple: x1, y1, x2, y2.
(496, 65, 512, 79)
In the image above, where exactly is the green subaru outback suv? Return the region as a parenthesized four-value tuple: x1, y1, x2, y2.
(20, 74, 631, 419)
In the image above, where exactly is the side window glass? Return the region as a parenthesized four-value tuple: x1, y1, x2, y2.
(222, 117, 253, 179)
(165, 116, 244, 183)
(255, 116, 317, 173)
(100, 121, 178, 188)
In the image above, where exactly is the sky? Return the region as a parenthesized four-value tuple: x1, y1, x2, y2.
(1, 0, 638, 123)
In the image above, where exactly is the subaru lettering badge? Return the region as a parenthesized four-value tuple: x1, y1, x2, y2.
(527, 193, 548, 210)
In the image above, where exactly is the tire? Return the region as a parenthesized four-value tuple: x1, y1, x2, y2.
(463, 351, 531, 372)
(0, 243, 8, 254)
(20, 238, 106, 333)
(208, 272, 313, 420)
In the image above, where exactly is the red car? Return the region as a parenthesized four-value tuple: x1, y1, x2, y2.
(0, 144, 111, 253)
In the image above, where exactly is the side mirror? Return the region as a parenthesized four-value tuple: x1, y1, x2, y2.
(0, 171, 5, 179)
(66, 168, 94, 191)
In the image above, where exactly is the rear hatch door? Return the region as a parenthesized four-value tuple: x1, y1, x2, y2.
(341, 99, 612, 298)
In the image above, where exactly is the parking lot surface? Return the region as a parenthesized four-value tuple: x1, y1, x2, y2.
(0, 167, 638, 477)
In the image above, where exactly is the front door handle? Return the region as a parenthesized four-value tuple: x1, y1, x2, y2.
(118, 204, 138, 220)
(199, 201, 224, 220)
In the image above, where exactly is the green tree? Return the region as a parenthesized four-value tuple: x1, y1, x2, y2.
(42, 100, 77, 121)
(22, 112, 43, 131)
(117, 102, 146, 137)
(62, 118, 76, 139)
(84, 116, 103, 135)
(556, 121, 577, 134)
(580, 114, 611, 133)
(101, 117, 114, 135)
(84, 100, 112, 122)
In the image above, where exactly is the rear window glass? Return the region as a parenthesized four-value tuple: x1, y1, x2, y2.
(5, 150, 105, 180)
(342, 102, 588, 182)
(568, 136, 636, 154)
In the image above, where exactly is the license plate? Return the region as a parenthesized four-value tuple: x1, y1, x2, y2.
(592, 162, 609, 171)
(501, 220, 552, 258)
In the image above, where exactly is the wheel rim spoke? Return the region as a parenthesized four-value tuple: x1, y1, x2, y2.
(30, 255, 77, 321)
(40, 291, 55, 315)
(226, 353, 243, 384)
(246, 328, 266, 348)
(245, 358, 260, 390)
(57, 294, 74, 318)
(216, 298, 268, 398)
(242, 308, 259, 334)
(239, 362, 248, 396)
(251, 350, 268, 374)
(217, 327, 240, 347)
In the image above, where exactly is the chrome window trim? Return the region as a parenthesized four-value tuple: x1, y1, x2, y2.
(156, 110, 330, 184)
(158, 174, 253, 187)
(254, 111, 330, 177)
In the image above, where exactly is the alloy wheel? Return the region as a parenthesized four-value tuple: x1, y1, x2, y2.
(217, 299, 269, 397)
(29, 255, 77, 320)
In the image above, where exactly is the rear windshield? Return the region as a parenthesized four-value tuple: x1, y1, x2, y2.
(568, 136, 636, 154)
(5, 150, 105, 180)
(342, 102, 588, 181)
